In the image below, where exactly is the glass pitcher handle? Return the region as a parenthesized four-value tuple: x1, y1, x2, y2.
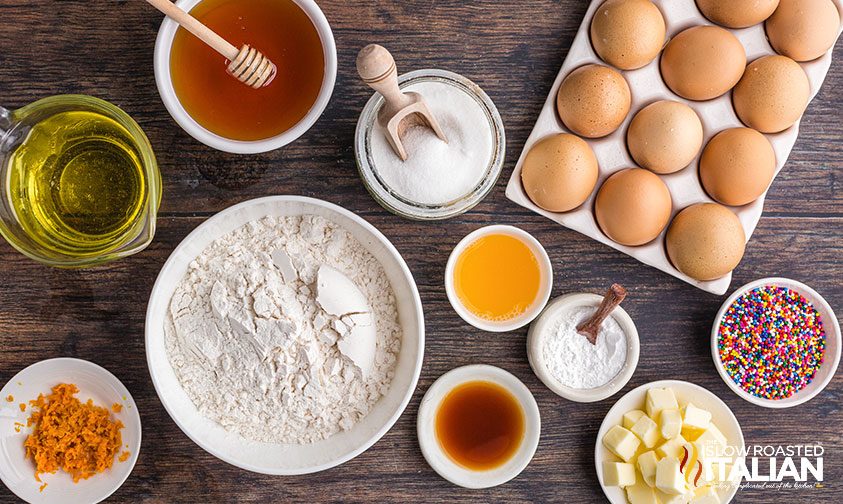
(0, 106, 10, 138)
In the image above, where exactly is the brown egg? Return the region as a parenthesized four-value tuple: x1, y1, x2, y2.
(666, 203, 746, 281)
(626, 101, 704, 174)
(591, 0, 666, 70)
(556, 64, 631, 138)
(521, 133, 599, 212)
(700, 128, 777, 206)
(696, 0, 780, 28)
(595, 168, 672, 246)
(733, 55, 810, 133)
(660, 26, 747, 101)
(766, 0, 841, 61)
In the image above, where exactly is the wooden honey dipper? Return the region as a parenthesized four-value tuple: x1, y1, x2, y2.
(146, 0, 276, 88)
(356, 44, 447, 161)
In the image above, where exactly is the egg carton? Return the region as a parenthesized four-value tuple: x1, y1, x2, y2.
(505, 0, 843, 295)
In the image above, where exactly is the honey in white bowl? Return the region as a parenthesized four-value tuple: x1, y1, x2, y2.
(170, 0, 325, 141)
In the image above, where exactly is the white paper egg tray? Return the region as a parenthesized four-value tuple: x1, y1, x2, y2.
(505, 0, 843, 295)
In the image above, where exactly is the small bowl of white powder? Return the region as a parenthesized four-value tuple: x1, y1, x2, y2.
(355, 69, 505, 220)
(526, 293, 639, 403)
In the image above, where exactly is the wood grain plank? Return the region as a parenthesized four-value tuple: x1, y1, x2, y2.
(0, 0, 840, 502)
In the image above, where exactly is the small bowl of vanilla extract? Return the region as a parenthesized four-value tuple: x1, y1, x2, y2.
(153, 0, 337, 154)
(416, 365, 541, 489)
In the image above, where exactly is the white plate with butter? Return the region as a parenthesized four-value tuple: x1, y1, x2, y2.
(595, 380, 744, 504)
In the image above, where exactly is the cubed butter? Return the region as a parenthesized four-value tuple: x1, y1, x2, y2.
(603, 461, 636, 487)
(646, 387, 679, 420)
(657, 489, 694, 504)
(626, 479, 659, 504)
(660, 408, 682, 439)
(603, 425, 641, 462)
(656, 434, 687, 459)
(695, 423, 727, 452)
(637, 450, 660, 487)
(691, 486, 721, 504)
(631, 415, 661, 448)
(656, 457, 687, 495)
(682, 403, 712, 435)
(623, 409, 647, 429)
(708, 462, 737, 485)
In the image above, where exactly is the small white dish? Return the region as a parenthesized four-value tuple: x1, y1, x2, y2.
(417, 365, 540, 489)
(444, 225, 552, 332)
(527, 293, 639, 402)
(145, 195, 425, 474)
(153, 0, 337, 154)
(0, 358, 141, 504)
(711, 277, 841, 409)
(595, 380, 744, 504)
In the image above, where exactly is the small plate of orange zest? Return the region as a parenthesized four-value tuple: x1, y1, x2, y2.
(0, 358, 141, 504)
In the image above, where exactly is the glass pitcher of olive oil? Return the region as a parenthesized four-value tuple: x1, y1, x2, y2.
(0, 95, 161, 267)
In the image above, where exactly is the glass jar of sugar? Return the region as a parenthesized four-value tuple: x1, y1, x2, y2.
(355, 69, 505, 220)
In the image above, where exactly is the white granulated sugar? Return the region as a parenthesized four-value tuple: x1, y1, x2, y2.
(165, 215, 401, 444)
(542, 306, 627, 389)
(370, 80, 494, 205)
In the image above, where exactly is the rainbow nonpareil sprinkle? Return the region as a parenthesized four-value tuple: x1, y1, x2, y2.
(717, 285, 826, 401)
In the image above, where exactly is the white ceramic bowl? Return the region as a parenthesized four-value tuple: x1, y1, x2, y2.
(145, 196, 424, 474)
(153, 0, 337, 153)
(711, 277, 841, 409)
(527, 293, 639, 402)
(417, 365, 541, 489)
(0, 358, 141, 504)
(444, 225, 553, 332)
(595, 380, 744, 504)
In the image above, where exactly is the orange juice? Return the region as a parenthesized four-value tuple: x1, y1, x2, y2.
(453, 233, 541, 321)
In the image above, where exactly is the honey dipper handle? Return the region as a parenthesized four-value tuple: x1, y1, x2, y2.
(145, 0, 239, 61)
(356, 44, 413, 115)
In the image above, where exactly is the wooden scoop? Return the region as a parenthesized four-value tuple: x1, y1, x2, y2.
(146, 0, 276, 88)
(577, 284, 628, 345)
(356, 44, 447, 161)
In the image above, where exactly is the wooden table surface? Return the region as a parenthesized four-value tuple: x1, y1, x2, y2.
(0, 0, 841, 502)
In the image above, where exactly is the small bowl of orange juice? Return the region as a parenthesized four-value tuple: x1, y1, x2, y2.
(445, 225, 553, 332)
(153, 0, 337, 153)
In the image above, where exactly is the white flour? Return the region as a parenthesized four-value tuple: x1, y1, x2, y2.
(165, 215, 401, 444)
(542, 306, 627, 389)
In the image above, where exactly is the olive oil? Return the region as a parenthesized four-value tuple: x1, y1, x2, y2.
(6, 110, 148, 256)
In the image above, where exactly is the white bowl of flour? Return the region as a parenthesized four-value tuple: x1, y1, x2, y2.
(145, 196, 424, 474)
